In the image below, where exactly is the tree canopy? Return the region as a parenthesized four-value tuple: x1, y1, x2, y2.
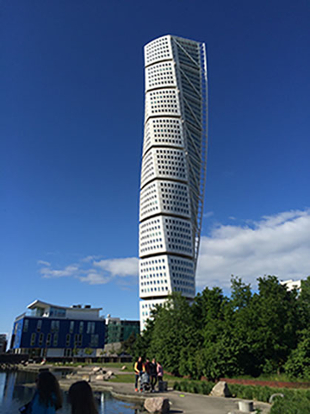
(134, 275, 310, 380)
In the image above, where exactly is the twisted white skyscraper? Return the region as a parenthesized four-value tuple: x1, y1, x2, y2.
(139, 35, 208, 330)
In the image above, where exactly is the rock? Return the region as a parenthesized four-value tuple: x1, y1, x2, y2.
(144, 397, 170, 414)
(95, 374, 104, 380)
(104, 371, 114, 380)
(92, 367, 101, 373)
(210, 381, 231, 398)
(81, 374, 90, 382)
(121, 365, 127, 370)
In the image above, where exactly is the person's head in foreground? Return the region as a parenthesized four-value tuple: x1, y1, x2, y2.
(68, 381, 98, 414)
(36, 371, 62, 410)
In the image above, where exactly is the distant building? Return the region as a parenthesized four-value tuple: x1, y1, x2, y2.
(105, 315, 140, 344)
(0, 334, 7, 353)
(280, 279, 302, 292)
(10, 300, 105, 359)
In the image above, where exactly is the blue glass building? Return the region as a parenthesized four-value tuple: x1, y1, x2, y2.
(11, 300, 105, 359)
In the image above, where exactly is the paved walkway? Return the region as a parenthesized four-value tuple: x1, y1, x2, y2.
(20, 364, 271, 414)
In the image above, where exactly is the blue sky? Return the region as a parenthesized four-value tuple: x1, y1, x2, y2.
(1, 0, 310, 339)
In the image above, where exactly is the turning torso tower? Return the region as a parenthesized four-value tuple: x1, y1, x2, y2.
(139, 35, 208, 330)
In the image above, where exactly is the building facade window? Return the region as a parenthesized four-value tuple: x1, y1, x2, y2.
(69, 321, 74, 333)
(37, 320, 42, 332)
(38, 333, 44, 346)
(46, 333, 51, 346)
(87, 322, 95, 334)
(23, 319, 29, 333)
(30, 333, 36, 346)
(51, 320, 59, 333)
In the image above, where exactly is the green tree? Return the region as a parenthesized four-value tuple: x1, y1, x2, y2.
(250, 276, 299, 374)
(285, 328, 310, 379)
(147, 293, 194, 376)
(121, 332, 137, 356)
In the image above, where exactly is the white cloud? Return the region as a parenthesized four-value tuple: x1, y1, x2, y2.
(197, 209, 310, 289)
(37, 256, 138, 285)
(79, 272, 111, 285)
(37, 260, 51, 266)
(37, 209, 310, 291)
(94, 257, 139, 277)
(80, 255, 102, 263)
(40, 265, 79, 278)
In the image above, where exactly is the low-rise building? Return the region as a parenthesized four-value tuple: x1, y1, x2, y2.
(10, 300, 105, 359)
(280, 279, 302, 292)
(105, 315, 140, 344)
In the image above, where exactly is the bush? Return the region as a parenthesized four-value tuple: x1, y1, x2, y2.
(173, 380, 215, 395)
(270, 394, 310, 414)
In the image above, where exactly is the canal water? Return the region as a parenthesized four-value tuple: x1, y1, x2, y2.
(0, 370, 137, 414)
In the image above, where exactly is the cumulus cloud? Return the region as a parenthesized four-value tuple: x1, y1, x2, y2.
(40, 265, 79, 278)
(38, 209, 310, 290)
(79, 272, 111, 285)
(94, 257, 139, 277)
(38, 256, 138, 285)
(196, 209, 310, 289)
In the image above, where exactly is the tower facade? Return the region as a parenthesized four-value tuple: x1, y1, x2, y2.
(139, 35, 208, 330)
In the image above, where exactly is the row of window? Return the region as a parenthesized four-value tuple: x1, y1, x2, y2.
(23, 320, 97, 334)
(141, 286, 169, 294)
(29, 332, 99, 347)
(141, 279, 168, 286)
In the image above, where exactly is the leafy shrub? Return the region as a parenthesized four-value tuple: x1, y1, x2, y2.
(270, 394, 310, 414)
(173, 380, 215, 395)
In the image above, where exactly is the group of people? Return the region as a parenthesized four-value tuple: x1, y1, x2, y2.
(134, 356, 164, 392)
(20, 371, 98, 414)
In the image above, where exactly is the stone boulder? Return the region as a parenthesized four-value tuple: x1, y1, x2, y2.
(121, 365, 127, 370)
(144, 397, 170, 414)
(92, 366, 101, 373)
(104, 370, 114, 380)
(210, 381, 231, 398)
(95, 374, 104, 380)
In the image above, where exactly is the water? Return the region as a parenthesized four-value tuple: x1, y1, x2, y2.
(0, 371, 137, 414)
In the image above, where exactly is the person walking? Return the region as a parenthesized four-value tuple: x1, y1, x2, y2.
(68, 381, 98, 414)
(149, 358, 158, 392)
(134, 356, 145, 392)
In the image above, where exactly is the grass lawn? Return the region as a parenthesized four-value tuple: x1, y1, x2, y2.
(110, 372, 184, 387)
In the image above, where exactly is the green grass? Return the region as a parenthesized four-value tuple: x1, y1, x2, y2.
(109, 374, 136, 383)
(48, 361, 134, 371)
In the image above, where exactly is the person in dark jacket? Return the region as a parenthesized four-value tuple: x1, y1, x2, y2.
(149, 358, 158, 392)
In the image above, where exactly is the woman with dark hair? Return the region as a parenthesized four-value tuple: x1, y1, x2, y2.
(68, 381, 98, 414)
(31, 371, 62, 414)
